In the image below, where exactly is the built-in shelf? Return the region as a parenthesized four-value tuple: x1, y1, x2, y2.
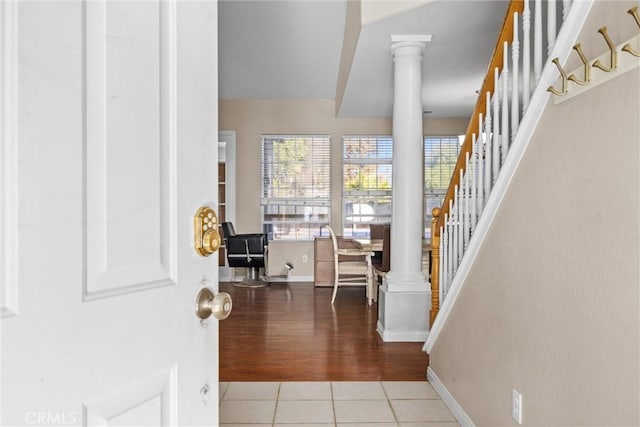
(218, 132, 236, 282)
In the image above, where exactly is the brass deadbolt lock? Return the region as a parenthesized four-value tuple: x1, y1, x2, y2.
(194, 206, 221, 256)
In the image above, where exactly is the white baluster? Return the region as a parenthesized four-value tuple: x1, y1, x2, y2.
(457, 169, 464, 263)
(463, 152, 471, 248)
(511, 12, 520, 139)
(470, 140, 477, 233)
(501, 42, 510, 165)
(441, 217, 448, 298)
(548, 0, 557, 56)
(562, 0, 571, 22)
(484, 92, 492, 196)
(460, 168, 467, 252)
(452, 187, 458, 275)
(447, 201, 453, 289)
(523, 0, 532, 113)
(439, 225, 444, 303)
(475, 128, 484, 215)
(492, 69, 500, 183)
(534, 0, 543, 84)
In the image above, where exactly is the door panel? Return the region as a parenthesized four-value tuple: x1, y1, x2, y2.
(1, 1, 219, 424)
(85, 0, 177, 299)
(0, 0, 18, 318)
(84, 367, 176, 426)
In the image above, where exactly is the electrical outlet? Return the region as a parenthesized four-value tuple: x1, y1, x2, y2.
(512, 389, 523, 424)
(302, 255, 308, 263)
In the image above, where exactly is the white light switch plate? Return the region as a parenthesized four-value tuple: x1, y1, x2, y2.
(512, 389, 523, 424)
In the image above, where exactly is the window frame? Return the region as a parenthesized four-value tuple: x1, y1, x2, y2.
(341, 135, 393, 238)
(260, 134, 331, 241)
(423, 135, 464, 238)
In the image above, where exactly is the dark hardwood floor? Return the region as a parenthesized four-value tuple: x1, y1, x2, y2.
(219, 282, 429, 381)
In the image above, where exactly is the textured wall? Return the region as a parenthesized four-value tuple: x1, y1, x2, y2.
(429, 35, 639, 427)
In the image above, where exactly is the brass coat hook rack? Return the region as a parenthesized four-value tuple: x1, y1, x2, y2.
(548, 8, 639, 100)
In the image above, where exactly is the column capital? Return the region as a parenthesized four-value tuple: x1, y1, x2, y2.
(390, 34, 432, 55)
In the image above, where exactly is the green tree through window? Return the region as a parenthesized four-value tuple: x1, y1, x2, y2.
(261, 135, 330, 240)
(342, 136, 392, 237)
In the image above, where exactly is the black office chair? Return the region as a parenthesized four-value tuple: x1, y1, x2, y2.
(220, 222, 268, 286)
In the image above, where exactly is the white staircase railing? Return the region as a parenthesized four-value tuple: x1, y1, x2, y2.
(427, 0, 640, 351)
(430, 0, 572, 324)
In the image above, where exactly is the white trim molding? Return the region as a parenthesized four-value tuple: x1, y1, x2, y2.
(376, 322, 429, 342)
(1, 0, 19, 318)
(427, 367, 474, 427)
(83, 365, 178, 425)
(424, 0, 595, 352)
(390, 34, 432, 44)
(266, 275, 314, 283)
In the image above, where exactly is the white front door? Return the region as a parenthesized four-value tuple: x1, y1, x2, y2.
(1, 1, 221, 424)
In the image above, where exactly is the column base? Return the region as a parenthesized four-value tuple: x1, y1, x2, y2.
(376, 274, 430, 342)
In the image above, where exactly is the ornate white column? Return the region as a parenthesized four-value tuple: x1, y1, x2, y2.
(377, 35, 431, 342)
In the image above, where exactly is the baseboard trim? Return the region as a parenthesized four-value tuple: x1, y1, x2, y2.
(427, 367, 474, 427)
(222, 274, 314, 284)
(267, 275, 314, 283)
(376, 321, 428, 342)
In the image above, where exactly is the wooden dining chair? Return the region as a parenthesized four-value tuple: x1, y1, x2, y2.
(326, 226, 375, 305)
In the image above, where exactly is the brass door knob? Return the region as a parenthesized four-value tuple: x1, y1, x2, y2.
(195, 287, 232, 320)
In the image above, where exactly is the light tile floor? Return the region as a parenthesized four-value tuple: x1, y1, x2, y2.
(219, 381, 460, 426)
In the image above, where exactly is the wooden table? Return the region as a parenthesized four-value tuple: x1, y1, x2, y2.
(354, 238, 383, 252)
(355, 238, 433, 280)
(355, 238, 430, 253)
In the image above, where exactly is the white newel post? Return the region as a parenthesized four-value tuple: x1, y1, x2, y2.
(377, 35, 431, 342)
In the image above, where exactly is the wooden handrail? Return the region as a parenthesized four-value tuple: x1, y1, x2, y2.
(429, 207, 441, 325)
(430, 0, 524, 326)
(436, 0, 523, 232)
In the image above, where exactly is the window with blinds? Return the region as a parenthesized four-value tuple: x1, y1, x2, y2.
(261, 135, 331, 240)
(424, 135, 463, 237)
(342, 136, 393, 237)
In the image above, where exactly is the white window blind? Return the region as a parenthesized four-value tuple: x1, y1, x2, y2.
(342, 136, 392, 237)
(261, 135, 331, 240)
(424, 135, 463, 237)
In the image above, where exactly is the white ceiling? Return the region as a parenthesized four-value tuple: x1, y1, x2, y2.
(219, 0, 509, 118)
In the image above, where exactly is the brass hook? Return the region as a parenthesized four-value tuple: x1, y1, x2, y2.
(592, 27, 618, 72)
(567, 44, 591, 85)
(547, 58, 569, 96)
(628, 6, 640, 27)
(622, 7, 640, 57)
